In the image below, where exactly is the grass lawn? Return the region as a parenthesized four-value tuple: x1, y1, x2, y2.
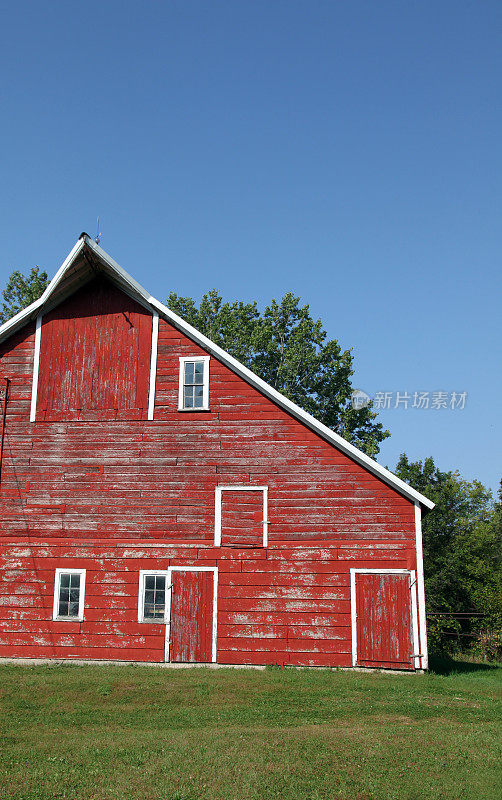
(0, 659, 500, 800)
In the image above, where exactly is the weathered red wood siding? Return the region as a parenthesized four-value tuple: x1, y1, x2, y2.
(221, 490, 264, 546)
(0, 280, 421, 668)
(37, 278, 152, 421)
(0, 311, 415, 543)
(0, 540, 416, 666)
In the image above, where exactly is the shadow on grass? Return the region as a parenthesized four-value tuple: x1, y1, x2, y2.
(428, 655, 501, 676)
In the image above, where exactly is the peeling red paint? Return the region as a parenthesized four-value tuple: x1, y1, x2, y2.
(0, 280, 422, 669)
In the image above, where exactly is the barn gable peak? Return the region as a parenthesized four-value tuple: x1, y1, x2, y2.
(0, 235, 434, 511)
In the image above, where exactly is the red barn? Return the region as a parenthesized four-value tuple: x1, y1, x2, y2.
(0, 235, 434, 671)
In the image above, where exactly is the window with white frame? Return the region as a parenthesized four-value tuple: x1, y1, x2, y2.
(52, 569, 86, 621)
(138, 571, 168, 622)
(178, 356, 210, 410)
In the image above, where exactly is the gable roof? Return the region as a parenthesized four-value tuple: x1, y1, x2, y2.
(0, 234, 434, 511)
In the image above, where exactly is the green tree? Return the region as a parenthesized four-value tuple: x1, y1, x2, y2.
(395, 454, 502, 654)
(167, 289, 389, 456)
(0, 267, 48, 324)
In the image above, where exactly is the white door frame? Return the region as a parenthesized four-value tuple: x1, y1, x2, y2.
(350, 568, 420, 670)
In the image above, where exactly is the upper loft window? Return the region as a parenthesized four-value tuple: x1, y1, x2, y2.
(178, 356, 210, 411)
(52, 568, 86, 621)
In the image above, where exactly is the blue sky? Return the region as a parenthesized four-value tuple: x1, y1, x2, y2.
(1, 1, 500, 494)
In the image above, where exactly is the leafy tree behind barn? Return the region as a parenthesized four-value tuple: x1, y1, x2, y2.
(0, 267, 48, 324)
(395, 454, 502, 657)
(167, 289, 389, 457)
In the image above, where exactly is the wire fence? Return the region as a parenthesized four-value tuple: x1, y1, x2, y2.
(426, 611, 501, 660)
(427, 611, 485, 640)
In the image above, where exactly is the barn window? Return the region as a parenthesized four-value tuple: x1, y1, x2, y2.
(214, 486, 268, 547)
(138, 571, 169, 623)
(178, 356, 210, 410)
(52, 569, 86, 621)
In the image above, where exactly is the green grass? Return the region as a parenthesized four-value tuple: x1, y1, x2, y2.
(0, 659, 500, 800)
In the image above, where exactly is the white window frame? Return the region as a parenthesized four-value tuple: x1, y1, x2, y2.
(138, 567, 218, 663)
(138, 569, 170, 624)
(214, 485, 268, 547)
(350, 568, 420, 670)
(178, 355, 210, 411)
(52, 568, 86, 622)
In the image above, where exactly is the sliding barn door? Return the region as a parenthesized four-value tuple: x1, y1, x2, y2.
(169, 571, 214, 663)
(355, 572, 413, 670)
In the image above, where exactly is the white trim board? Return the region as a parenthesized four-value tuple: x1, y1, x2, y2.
(350, 568, 420, 670)
(0, 234, 434, 511)
(414, 503, 428, 670)
(214, 485, 268, 547)
(29, 314, 42, 422)
(148, 312, 159, 420)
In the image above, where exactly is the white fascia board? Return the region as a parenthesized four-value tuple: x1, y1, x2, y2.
(0, 235, 434, 511)
(84, 238, 153, 300)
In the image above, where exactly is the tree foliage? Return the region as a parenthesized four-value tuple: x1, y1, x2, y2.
(395, 454, 502, 654)
(167, 289, 389, 456)
(0, 267, 48, 324)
